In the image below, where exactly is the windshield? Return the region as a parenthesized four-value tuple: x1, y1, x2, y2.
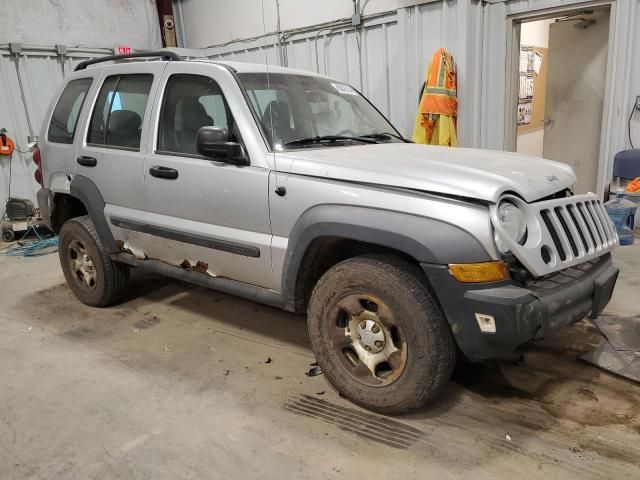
(237, 73, 403, 150)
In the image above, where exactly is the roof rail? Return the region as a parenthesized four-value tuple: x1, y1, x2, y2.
(74, 50, 182, 71)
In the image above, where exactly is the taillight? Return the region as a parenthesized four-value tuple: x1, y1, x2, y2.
(32, 149, 41, 166)
(33, 148, 43, 186)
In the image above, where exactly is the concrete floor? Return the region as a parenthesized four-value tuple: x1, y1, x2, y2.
(1, 241, 639, 480)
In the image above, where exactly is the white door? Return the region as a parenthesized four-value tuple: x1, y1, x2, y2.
(543, 10, 610, 194)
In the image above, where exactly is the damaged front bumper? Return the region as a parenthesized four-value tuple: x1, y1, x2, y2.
(422, 253, 619, 361)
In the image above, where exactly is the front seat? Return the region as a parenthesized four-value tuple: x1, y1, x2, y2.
(174, 98, 214, 154)
(262, 101, 295, 145)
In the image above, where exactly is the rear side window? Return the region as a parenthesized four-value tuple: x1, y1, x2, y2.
(157, 74, 236, 156)
(87, 74, 153, 150)
(48, 78, 92, 144)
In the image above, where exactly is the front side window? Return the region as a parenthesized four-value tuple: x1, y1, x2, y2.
(238, 73, 401, 150)
(157, 74, 236, 156)
(48, 78, 92, 144)
(87, 74, 153, 150)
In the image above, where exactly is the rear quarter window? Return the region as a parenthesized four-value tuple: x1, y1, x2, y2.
(47, 78, 93, 144)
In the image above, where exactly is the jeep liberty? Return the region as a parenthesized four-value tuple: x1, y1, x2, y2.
(36, 51, 619, 414)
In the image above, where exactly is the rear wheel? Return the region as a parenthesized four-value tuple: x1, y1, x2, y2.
(59, 215, 130, 307)
(307, 255, 456, 414)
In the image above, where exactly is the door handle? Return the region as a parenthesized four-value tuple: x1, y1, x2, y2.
(76, 156, 97, 167)
(149, 165, 179, 180)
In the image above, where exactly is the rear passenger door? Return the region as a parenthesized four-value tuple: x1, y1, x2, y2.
(134, 63, 273, 288)
(44, 77, 95, 184)
(75, 63, 165, 228)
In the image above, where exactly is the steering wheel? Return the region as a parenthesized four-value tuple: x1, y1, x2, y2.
(336, 129, 357, 137)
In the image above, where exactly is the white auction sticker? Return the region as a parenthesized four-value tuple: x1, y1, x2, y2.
(331, 83, 358, 95)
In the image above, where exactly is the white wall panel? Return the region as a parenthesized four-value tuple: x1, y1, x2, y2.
(192, 3, 484, 141)
(1, 0, 161, 50)
(181, 0, 418, 47)
(398, 0, 484, 145)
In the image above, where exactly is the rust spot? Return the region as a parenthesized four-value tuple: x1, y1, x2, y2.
(180, 259, 209, 274)
(192, 261, 209, 274)
(116, 239, 135, 255)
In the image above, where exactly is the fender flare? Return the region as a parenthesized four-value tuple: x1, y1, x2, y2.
(69, 175, 119, 253)
(281, 204, 491, 308)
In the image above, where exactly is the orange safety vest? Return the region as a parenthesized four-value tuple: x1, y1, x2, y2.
(413, 48, 458, 146)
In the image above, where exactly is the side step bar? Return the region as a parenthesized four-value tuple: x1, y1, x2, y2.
(111, 253, 286, 311)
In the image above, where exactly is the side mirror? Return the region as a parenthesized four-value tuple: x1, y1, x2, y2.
(196, 126, 248, 165)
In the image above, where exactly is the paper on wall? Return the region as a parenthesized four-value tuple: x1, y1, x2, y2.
(533, 52, 543, 75)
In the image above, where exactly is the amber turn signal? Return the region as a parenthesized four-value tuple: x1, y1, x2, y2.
(448, 261, 510, 283)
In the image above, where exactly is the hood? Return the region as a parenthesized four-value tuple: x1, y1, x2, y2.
(276, 143, 576, 203)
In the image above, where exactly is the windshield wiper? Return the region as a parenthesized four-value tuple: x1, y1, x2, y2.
(283, 135, 378, 147)
(359, 132, 412, 143)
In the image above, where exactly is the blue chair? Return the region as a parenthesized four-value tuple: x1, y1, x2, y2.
(607, 149, 640, 197)
(607, 149, 640, 229)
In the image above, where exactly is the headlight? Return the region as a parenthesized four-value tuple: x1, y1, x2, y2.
(494, 201, 527, 253)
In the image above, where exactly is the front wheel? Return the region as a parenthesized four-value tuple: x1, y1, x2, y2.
(59, 215, 130, 307)
(307, 255, 456, 414)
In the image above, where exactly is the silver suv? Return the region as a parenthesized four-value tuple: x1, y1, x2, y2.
(36, 51, 619, 414)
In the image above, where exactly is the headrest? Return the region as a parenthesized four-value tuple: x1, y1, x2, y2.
(109, 110, 141, 132)
(175, 97, 212, 132)
(262, 101, 291, 128)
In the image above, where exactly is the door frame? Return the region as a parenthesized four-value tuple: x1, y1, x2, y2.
(504, 0, 617, 196)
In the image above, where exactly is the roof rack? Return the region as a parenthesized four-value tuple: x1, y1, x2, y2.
(74, 50, 182, 71)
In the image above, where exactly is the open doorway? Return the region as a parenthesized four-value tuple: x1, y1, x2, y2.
(514, 7, 611, 194)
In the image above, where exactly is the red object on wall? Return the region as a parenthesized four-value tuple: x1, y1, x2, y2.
(0, 132, 15, 156)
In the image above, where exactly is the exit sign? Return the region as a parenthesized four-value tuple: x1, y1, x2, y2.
(115, 46, 132, 55)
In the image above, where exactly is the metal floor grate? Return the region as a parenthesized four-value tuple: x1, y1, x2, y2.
(581, 315, 640, 383)
(283, 394, 425, 449)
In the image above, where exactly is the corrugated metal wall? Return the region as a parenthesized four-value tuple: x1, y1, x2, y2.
(0, 47, 113, 213)
(186, 1, 484, 143)
(188, 13, 411, 131)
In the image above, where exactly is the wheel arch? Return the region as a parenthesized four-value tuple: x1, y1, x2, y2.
(63, 175, 119, 253)
(281, 205, 491, 313)
(50, 193, 87, 233)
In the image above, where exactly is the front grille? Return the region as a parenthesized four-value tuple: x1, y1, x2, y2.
(491, 193, 618, 278)
(538, 198, 617, 262)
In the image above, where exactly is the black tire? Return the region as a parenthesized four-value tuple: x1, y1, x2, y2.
(2, 228, 15, 242)
(58, 215, 130, 307)
(307, 254, 456, 414)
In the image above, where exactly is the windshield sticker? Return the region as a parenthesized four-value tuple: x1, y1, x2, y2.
(331, 83, 358, 95)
